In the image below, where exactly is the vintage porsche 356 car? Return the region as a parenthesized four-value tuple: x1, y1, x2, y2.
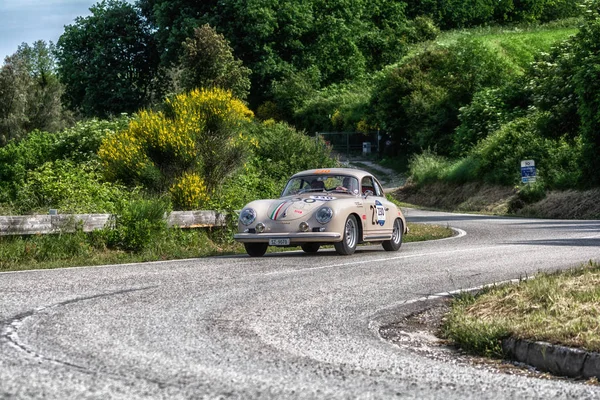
(234, 168, 407, 257)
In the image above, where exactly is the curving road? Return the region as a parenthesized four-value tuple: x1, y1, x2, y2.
(1, 209, 600, 399)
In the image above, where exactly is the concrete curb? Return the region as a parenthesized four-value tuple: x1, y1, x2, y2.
(374, 292, 600, 381)
(502, 338, 600, 380)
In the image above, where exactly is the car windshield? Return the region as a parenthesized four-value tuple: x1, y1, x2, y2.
(281, 174, 360, 197)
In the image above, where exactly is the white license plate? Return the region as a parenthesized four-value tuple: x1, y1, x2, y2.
(269, 238, 290, 246)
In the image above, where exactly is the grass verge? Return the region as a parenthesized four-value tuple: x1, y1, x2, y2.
(442, 261, 600, 357)
(0, 222, 453, 272)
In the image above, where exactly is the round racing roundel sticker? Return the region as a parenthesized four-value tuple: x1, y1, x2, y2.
(375, 200, 386, 226)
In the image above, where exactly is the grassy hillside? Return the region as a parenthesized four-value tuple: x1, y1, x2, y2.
(402, 21, 579, 73)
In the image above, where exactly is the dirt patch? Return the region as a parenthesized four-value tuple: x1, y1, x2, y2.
(379, 299, 574, 380)
(393, 183, 600, 219)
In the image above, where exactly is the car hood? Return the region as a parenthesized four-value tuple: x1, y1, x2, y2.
(267, 195, 338, 221)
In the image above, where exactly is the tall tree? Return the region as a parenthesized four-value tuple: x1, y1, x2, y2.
(176, 24, 251, 99)
(56, 0, 160, 118)
(0, 41, 66, 145)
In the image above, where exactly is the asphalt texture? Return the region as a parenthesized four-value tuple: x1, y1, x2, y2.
(1, 209, 600, 399)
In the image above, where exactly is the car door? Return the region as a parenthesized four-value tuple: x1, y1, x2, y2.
(360, 176, 394, 240)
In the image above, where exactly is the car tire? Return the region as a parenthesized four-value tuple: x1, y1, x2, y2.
(382, 218, 403, 251)
(334, 215, 358, 255)
(244, 243, 268, 257)
(301, 243, 320, 253)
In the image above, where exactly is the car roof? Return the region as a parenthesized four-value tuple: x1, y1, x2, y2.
(290, 168, 375, 181)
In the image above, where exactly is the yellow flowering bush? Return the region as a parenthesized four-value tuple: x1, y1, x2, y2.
(99, 88, 254, 199)
(169, 172, 209, 210)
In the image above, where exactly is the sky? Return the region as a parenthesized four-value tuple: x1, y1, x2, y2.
(0, 0, 133, 63)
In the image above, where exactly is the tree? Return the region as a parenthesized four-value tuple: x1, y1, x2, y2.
(573, 0, 600, 185)
(56, 0, 160, 118)
(176, 24, 251, 99)
(138, 0, 411, 108)
(0, 41, 67, 145)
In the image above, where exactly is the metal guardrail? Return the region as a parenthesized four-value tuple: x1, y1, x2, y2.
(0, 211, 228, 236)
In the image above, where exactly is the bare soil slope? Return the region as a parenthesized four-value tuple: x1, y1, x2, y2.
(393, 183, 600, 219)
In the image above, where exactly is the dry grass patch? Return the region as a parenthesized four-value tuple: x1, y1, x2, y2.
(443, 262, 600, 357)
(405, 222, 454, 242)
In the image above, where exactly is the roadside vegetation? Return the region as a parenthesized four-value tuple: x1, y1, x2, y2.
(442, 261, 600, 356)
(0, 221, 452, 273)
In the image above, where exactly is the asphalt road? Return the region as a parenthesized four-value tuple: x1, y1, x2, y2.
(1, 209, 600, 399)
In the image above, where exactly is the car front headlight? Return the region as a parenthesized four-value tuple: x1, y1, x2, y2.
(239, 208, 257, 226)
(315, 207, 333, 224)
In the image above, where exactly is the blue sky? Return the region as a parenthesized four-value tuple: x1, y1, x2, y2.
(0, 0, 133, 63)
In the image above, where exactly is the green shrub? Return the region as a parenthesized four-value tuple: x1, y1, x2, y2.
(107, 198, 170, 252)
(408, 151, 453, 185)
(407, 16, 440, 43)
(293, 80, 372, 134)
(14, 160, 132, 214)
(99, 88, 253, 194)
(471, 114, 554, 185)
(573, 0, 600, 186)
(205, 120, 339, 211)
(0, 117, 129, 203)
(370, 38, 514, 156)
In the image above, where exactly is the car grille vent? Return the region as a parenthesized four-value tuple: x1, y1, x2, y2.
(248, 228, 256, 234)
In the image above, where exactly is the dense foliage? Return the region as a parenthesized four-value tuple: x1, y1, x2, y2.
(0, 41, 68, 145)
(370, 39, 515, 155)
(0, 117, 131, 213)
(98, 88, 253, 209)
(405, 0, 582, 29)
(175, 24, 251, 100)
(138, 0, 414, 106)
(56, 0, 160, 118)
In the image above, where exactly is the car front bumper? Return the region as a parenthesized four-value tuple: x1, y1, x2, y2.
(234, 232, 342, 244)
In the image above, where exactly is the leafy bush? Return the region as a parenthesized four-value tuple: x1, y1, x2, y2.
(205, 120, 339, 211)
(454, 82, 529, 155)
(469, 112, 584, 186)
(0, 117, 129, 202)
(572, 0, 600, 186)
(408, 152, 480, 186)
(370, 39, 514, 155)
(14, 160, 132, 214)
(406, 16, 440, 43)
(293, 81, 372, 134)
(99, 88, 254, 193)
(169, 171, 209, 210)
(107, 198, 170, 252)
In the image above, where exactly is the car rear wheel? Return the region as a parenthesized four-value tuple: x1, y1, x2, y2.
(244, 243, 268, 257)
(334, 215, 358, 255)
(382, 218, 403, 251)
(301, 243, 320, 253)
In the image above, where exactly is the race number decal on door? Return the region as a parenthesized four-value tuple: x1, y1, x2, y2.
(375, 200, 386, 226)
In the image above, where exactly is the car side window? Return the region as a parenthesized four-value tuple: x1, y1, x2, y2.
(373, 180, 384, 197)
(361, 177, 375, 195)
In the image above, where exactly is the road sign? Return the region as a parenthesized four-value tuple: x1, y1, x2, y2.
(521, 160, 536, 183)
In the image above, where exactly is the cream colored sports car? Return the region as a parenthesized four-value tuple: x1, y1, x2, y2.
(234, 168, 407, 257)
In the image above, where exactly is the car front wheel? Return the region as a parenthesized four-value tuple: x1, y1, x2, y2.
(334, 215, 358, 255)
(244, 243, 268, 257)
(382, 218, 403, 251)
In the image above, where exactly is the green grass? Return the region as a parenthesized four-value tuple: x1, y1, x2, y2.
(442, 261, 600, 357)
(0, 221, 453, 272)
(402, 20, 579, 74)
